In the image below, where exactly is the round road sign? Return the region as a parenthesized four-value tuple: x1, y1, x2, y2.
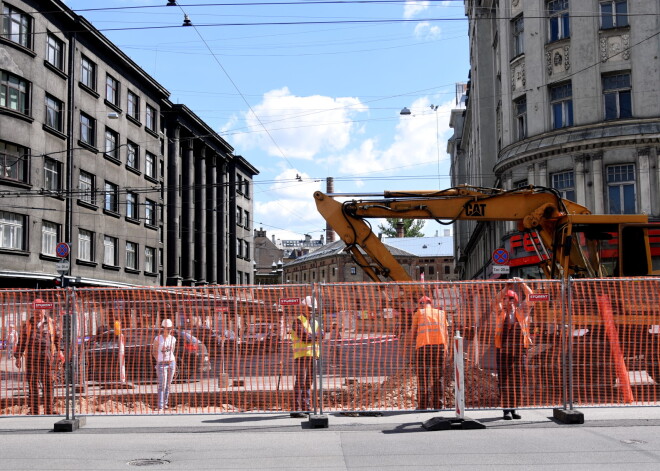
(492, 248, 510, 265)
(56, 242, 70, 258)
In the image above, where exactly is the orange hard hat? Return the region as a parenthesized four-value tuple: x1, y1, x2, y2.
(505, 290, 519, 303)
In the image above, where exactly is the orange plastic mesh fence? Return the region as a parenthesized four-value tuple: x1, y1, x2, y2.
(1, 279, 659, 416)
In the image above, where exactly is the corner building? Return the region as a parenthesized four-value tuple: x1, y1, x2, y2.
(0, 0, 256, 287)
(449, 0, 660, 279)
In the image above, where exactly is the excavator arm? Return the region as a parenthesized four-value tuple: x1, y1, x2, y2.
(314, 185, 593, 281)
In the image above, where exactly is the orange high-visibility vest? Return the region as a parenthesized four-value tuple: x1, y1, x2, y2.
(291, 315, 320, 359)
(494, 306, 532, 349)
(413, 306, 448, 349)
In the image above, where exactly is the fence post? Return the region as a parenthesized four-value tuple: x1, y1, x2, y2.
(54, 287, 83, 431)
(309, 283, 328, 428)
(553, 277, 584, 424)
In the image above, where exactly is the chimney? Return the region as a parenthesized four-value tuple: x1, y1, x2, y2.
(325, 177, 335, 242)
(396, 221, 405, 238)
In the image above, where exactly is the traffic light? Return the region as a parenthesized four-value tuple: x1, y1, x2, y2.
(53, 276, 69, 288)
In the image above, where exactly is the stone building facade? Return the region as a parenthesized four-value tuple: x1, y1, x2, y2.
(449, 0, 660, 279)
(0, 0, 256, 287)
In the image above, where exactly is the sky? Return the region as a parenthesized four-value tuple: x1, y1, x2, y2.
(62, 0, 470, 242)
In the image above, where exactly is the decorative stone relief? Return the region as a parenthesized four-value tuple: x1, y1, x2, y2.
(511, 0, 522, 16)
(600, 34, 630, 62)
(511, 60, 525, 91)
(547, 44, 570, 76)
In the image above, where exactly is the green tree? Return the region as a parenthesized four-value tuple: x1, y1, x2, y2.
(378, 218, 425, 238)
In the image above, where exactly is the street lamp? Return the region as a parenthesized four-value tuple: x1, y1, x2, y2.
(399, 104, 442, 189)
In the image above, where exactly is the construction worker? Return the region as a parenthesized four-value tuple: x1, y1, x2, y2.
(410, 295, 449, 410)
(494, 278, 533, 420)
(290, 295, 323, 418)
(14, 299, 62, 415)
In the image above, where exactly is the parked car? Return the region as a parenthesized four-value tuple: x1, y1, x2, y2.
(85, 328, 210, 383)
(241, 323, 278, 352)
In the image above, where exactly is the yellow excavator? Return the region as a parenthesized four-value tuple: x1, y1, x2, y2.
(313, 185, 660, 281)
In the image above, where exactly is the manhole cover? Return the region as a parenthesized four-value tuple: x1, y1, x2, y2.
(620, 439, 647, 445)
(127, 459, 170, 466)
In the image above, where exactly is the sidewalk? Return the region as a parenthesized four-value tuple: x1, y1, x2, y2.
(3, 406, 660, 433)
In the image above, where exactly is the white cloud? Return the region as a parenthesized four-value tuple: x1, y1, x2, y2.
(324, 97, 455, 178)
(413, 21, 442, 40)
(253, 169, 327, 241)
(227, 88, 367, 160)
(403, 1, 431, 19)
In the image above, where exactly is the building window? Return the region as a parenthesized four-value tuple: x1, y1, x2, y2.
(0, 71, 30, 115)
(145, 199, 156, 226)
(103, 235, 118, 266)
(244, 210, 250, 230)
(105, 74, 120, 106)
(41, 221, 58, 256)
(46, 33, 64, 70)
(237, 238, 243, 258)
(126, 191, 138, 220)
(78, 229, 93, 262)
(126, 241, 138, 270)
(245, 241, 250, 261)
(236, 206, 243, 225)
(514, 95, 527, 140)
(0, 140, 28, 183)
(515, 179, 529, 189)
(607, 164, 636, 214)
(550, 82, 573, 129)
(145, 246, 155, 273)
(45, 94, 63, 132)
(79, 112, 96, 146)
(0, 211, 25, 250)
(104, 181, 119, 213)
(350, 267, 357, 275)
(512, 15, 524, 57)
(145, 151, 155, 178)
(104, 128, 119, 160)
(1, 4, 31, 48)
(603, 73, 632, 120)
(127, 90, 140, 121)
(600, 1, 628, 29)
(44, 158, 60, 192)
(126, 141, 138, 169)
(145, 104, 157, 132)
(547, 0, 570, 42)
(551, 171, 576, 201)
(80, 56, 96, 90)
(78, 170, 95, 205)
(244, 179, 250, 198)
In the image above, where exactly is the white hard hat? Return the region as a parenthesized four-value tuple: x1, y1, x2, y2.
(301, 296, 318, 309)
(161, 319, 173, 328)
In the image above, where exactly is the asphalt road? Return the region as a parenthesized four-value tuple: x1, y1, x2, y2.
(2, 408, 660, 470)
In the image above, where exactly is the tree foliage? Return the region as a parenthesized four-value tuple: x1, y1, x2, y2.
(378, 218, 425, 238)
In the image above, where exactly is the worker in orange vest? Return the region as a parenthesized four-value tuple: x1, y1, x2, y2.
(410, 295, 449, 410)
(14, 299, 63, 415)
(494, 279, 533, 420)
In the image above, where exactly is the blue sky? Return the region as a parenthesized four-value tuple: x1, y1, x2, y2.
(62, 0, 470, 241)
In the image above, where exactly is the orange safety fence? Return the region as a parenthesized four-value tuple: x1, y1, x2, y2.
(0, 279, 659, 417)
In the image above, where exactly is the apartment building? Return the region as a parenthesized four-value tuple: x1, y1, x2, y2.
(449, 0, 660, 279)
(0, 0, 256, 287)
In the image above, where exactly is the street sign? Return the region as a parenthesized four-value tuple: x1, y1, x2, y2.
(528, 293, 550, 302)
(492, 248, 510, 265)
(492, 265, 510, 274)
(55, 260, 70, 275)
(56, 242, 70, 258)
(279, 297, 301, 305)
